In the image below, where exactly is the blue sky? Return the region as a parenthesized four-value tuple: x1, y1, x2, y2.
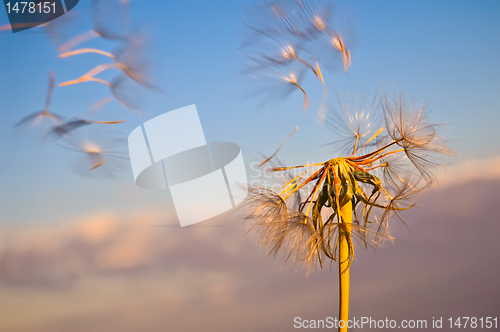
(1, 0, 500, 225)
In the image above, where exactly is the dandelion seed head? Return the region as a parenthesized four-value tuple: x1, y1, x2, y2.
(243, 91, 452, 272)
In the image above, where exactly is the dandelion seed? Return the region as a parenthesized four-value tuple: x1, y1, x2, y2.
(331, 33, 351, 72)
(284, 73, 309, 109)
(243, 0, 352, 114)
(87, 97, 114, 113)
(59, 32, 156, 93)
(55, 135, 128, 175)
(58, 48, 116, 60)
(47, 118, 125, 139)
(259, 126, 299, 167)
(15, 72, 64, 131)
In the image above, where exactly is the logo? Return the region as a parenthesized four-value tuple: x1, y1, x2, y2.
(128, 105, 248, 227)
(3, 0, 79, 33)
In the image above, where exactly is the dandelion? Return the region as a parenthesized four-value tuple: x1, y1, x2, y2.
(330, 32, 351, 72)
(243, 93, 451, 332)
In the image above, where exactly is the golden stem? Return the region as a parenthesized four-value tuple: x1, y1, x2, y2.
(338, 201, 352, 332)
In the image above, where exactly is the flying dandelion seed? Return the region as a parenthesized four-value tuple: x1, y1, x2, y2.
(55, 134, 128, 176)
(47, 118, 125, 139)
(110, 74, 145, 113)
(242, 93, 451, 332)
(15, 72, 64, 131)
(113, 32, 158, 91)
(59, 31, 157, 111)
(13, 0, 147, 176)
(57, 0, 130, 54)
(87, 97, 115, 114)
(243, 0, 351, 118)
(244, 59, 311, 110)
(58, 63, 122, 87)
(58, 38, 155, 114)
(294, 0, 336, 38)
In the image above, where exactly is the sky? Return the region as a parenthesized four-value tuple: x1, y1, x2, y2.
(1, 0, 500, 331)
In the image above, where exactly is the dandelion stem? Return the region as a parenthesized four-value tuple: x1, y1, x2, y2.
(338, 201, 352, 332)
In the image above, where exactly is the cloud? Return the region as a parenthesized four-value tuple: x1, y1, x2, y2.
(436, 155, 500, 188)
(0, 208, 253, 288)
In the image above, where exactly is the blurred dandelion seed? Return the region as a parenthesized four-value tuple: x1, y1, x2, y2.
(59, 32, 156, 107)
(47, 118, 125, 139)
(58, 48, 117, 60)
(243, 0, 352, 119)
(58, 63, 125, 87)
(88, 97, 114, 113)
(57, 0, 130, 54)
(15, 72, 64, 131)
